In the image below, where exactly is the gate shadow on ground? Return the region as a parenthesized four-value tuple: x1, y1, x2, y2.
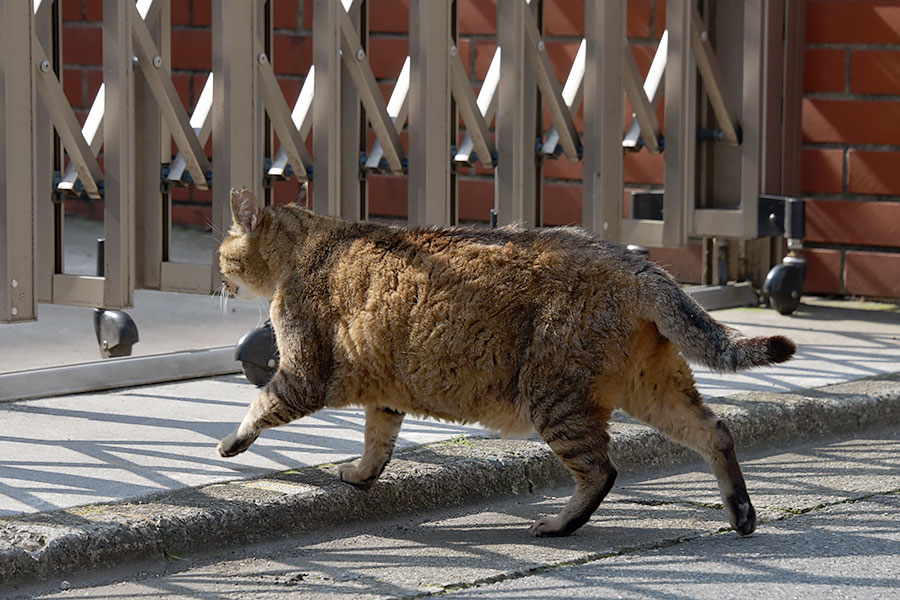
(42, 429, 899, 599)
(0, 381, 483, 516)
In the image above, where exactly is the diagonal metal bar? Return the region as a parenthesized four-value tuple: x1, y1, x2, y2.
(257, 53, 311, 181)
(449, 40, 495, 168)
(269, 66, 315, 178)
(456, 46, 500, 165)
(623, 40, 662, 154)
(690, 4, 740, 146)
(33, 44, 103, 198)
(58, 83, 104, 192)
(623, 29, 667, 151)
(522, 7, 580, 160)
(543, 38, 585, 157)
(366, 57, 409, 171)
(129, 1, 210, 188)
(338, 5, 405, 174)
(169, 72, 213, 182)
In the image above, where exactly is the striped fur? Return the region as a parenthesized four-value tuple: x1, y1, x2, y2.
(216, 189, 795, 537)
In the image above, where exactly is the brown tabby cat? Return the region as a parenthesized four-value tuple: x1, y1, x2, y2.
(218, 187, 795, 538)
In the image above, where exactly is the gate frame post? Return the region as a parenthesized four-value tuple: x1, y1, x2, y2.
(312, 0, 341, 217)
(134, 0, 169, 290)
(496, 0, 542, 228)
(212, 1, 266, 287)
(662, 0, 692, 249)
(583, 0, 624, 241)
(33, 0, 61, 305)
(408, 0, 457, 227)
(102, 0, 136, 309)
(0, 0, 37, 323)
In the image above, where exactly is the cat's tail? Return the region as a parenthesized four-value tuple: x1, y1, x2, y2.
(638, 265, 796, 372)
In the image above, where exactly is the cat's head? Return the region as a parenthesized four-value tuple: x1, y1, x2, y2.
(218, 188, 275, 301)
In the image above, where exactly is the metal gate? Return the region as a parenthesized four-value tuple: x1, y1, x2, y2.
(1, 0, 805, 325)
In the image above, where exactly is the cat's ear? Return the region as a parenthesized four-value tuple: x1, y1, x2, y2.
(230, 188, 262, 234)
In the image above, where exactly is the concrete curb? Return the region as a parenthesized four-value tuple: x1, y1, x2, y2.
(2, 373, 899, 586)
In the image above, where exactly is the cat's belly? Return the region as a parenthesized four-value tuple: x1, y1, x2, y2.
(331, 363, 532, 437)
(380, 395, 534, 439)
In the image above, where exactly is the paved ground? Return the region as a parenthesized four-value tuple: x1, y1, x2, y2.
(1, 243, 899, 592)
(11, 426, 900, 599)
(1, 297, 898, 518)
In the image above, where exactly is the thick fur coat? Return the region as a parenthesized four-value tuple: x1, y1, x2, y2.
(217, 188, 795, 537)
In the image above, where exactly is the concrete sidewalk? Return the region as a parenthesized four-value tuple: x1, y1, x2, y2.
(1, 297, 899, 586)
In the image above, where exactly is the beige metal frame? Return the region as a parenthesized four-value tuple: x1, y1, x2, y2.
(582, 0, 624, 239)
(589, 0, 795, 252)
(408, 0, 458, 226)
(3, 0, 805, 326)
(496, 0, 541, 227)
(1, 0, 37, 323)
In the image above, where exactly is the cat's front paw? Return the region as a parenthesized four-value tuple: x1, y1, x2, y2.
(725, 493, 757, 537)
(338, 463, 377, 490)
(530, 516, 567, 537)
(218, 429, 260, 457)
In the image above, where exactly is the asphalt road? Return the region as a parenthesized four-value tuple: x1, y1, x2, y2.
(15, 425, 900, 600)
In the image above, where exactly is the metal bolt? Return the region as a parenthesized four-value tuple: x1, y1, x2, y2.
(355, 48, 365, 61)
(10, 307, 17, 316)
(102, 340, 109, 350)
(536, 40, 545, 52)
(258, 52, 268, 65)
(769, 213, 777, 223)
(39, 60, 50, 73)
(700, 30, 709, 42)
(450, 44, 458, 57)
(152, 55, 162, 68)
(603, 222, 609, 231)
(10, 279, 17, 288)
(19, 293, 25, 301)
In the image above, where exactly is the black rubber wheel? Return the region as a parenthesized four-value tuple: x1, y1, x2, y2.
(241, 361, 276, 387)
(763, 258, 806, 316)
(769, 290, 801, 316)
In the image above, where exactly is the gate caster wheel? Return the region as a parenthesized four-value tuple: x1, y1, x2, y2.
(235, 320, 279, 387)
(763, 255, 807, 316)
(93, 308, 140, 358)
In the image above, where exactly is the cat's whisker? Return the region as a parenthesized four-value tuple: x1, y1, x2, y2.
(206, 219, 227, 245)
(255, 298, 267, 328)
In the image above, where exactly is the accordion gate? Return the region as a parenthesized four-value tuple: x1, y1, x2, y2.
(1, 0, 804, 324)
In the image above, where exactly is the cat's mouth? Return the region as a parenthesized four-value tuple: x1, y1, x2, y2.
(223, 280, 257, 302)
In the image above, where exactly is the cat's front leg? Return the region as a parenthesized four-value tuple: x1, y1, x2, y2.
(218, 418, 261, 457)
(338, 405, 405, 489)
(218, 369, 324, 457)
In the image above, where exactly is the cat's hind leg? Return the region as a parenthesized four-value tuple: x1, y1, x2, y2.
(338, 405, 405, 490)
(529, 393, 616, 537)
(621, 334, 756, 536)
(218, 370, 325, 457)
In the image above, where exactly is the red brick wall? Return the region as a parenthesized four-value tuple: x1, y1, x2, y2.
(800, 0, 900, 299)
(58, 0, 900, 299)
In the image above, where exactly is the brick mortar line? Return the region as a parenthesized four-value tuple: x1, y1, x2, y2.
(802, 142, 900, 151)
(801, 242, 900, 254)
(804, 91, 900, 101)
(806, 42, 900, 50)
(800, 192, 900, 203)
